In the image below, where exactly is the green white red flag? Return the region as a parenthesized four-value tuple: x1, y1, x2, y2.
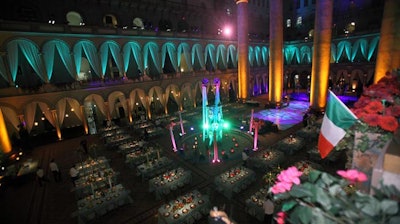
(318, 90, 358, 158)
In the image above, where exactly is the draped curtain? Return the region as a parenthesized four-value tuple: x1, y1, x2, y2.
(73, 40, 101, 78)
(261, 47, 269, 66)
(129, 89, 146, 112)
(24, 102, 55, 133)
(85, 95, 106, 118)
(368, 37, 379, 62)
(227, 45, 237, 68)
(300, 46, 311, 64)
(100, 41, 124, 77)
(216, 45, 227, 69)
(166, 85, 181, 108)
(144, 42, 162, 74)
(123, 41, 143, 73)
(337, 41, 352, 62)
(248, 46, 254, 66)
(42, 40, 76, 81)
(351, 39, 368, 62)
(108, 93, 127, 118)
(162, 43, 178, 72)
(284, 47, 296, 64)
(7, 39, 47, 83)
(192, 44, 205, 70)
(56, 98, 83, 126)
(204, 44, 216, 70)
(254, 46, 261, 66)
(331, 44, 338, 62)
(177, 43, 193, 72)
(149, 86, 167, 110)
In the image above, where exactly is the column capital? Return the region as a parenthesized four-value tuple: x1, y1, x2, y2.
(235, 0, 248, 4)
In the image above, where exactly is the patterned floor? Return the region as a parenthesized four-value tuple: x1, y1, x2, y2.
(253, 101, 309, 130)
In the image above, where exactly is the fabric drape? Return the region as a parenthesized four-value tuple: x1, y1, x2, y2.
(43, 40, 76, 81)
(162, 43, 178, 72)
(177, 43, 193, 71)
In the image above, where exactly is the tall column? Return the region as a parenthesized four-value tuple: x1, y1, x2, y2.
(374, 0, 400, 83)
(0, 108, 12, 153)
(268, 0, 284, 108)
(236, 0, 249, 102)
(310, 0, 333, 112)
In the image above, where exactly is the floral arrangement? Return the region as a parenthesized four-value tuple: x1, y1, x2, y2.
(270, 166, 400, 224)
(336, 71, 400, 152)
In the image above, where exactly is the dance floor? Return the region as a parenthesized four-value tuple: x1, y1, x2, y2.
(253, 101, 309, 130)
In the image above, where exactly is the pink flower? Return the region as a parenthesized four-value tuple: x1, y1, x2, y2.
(271, 181, 293, 194)
(275, 211, 287, 224)
(337, 169, 368, 183)
(277, 166, 303, 185)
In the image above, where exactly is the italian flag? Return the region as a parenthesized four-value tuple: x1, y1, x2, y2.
(318, 90, 358, 159)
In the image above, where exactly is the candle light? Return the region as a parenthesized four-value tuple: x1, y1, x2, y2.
(157, 150, 160, 159)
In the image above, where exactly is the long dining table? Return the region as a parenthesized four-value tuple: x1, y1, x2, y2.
(149, 167, 192, 200)
(136, 156, 174, 180)
(214, 166, 256, 199)
(72, 184, 133, 224)
(157, 189, 210, 224)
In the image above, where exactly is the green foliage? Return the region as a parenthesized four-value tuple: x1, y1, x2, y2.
(275, 169, 400, 224)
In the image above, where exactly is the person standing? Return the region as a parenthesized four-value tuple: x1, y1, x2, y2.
(263, 194, 275, 224)
(69, 165, 79, 187)
(36, 166, 45, 187)
(49, 159, 61, 182)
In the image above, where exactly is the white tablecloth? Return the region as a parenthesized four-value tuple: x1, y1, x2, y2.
(158, 190, 210, 224)
(149, 167, 192, 200)
(72, 184, 133, 224)
(214, 166, 256, 199)
(137, 156, 174, 180)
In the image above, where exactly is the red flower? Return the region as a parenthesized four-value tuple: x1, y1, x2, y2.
(353, 96, 371, 108)
(364, 101, 384, 114)
(360, 114, 380, 127)
(386, 105, 400, 117)
(378, 115, 399, 132)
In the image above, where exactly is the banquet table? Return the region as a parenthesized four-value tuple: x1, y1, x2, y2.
(101, 128, 127, 138)
(245, 186, 270, 222)
(72, 184, 133, 224)
(157, 190, 210, 224)
(117, 140, 146, 155)
(149, 167, 192, 200)
(247, 149, 284, 172)
(214, 166, 256, 199)
(104, 134, 133, 148)
(73, 168, 119, 199)
(125, 148, 160, 168)
(136, 156, 174, 180)
(76, 157, 110, 175)
(275, 136, 305, 155)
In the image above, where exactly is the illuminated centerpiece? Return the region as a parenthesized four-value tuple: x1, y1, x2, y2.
(202, 78, 228, 163)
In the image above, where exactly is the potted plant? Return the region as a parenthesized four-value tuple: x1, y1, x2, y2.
(270, 166, 400, 224)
